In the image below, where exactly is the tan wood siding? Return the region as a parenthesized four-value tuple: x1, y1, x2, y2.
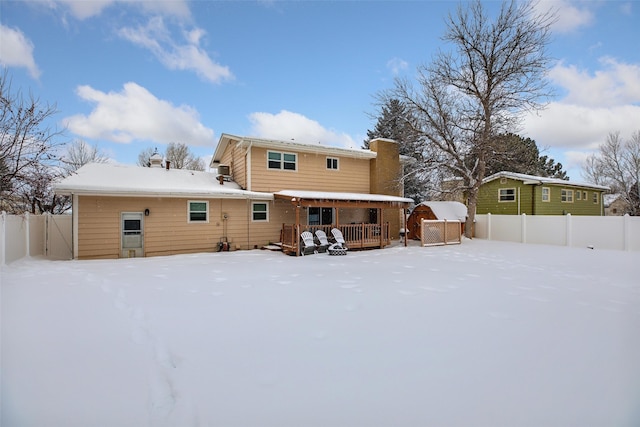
(248, 147, 370, 193)
(77, 196, 290, 259)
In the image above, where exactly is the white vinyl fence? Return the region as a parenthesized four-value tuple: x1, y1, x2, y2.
(474, 213, 640, 252)
(0, 212, 73, 265)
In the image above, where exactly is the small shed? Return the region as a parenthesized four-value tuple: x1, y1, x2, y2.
(407, 201, 468, 240)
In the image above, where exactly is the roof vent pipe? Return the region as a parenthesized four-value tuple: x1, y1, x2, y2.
(218, 175, 224, 185)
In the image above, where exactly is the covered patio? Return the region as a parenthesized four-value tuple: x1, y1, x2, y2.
(274, 190, 413, 256)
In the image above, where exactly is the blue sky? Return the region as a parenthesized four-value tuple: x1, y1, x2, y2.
(1, 0, 639, 181)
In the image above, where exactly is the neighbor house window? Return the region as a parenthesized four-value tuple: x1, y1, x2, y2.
(593, 192, 599, 204)
(188, 201, 208, 222)
(252, 202, 268, 222)
(583, 191, 587, 200)
(576, 190, 582, 200)
(541, 187, 550, 202)
(499, 188, 516, 202)
(267, 151, 296, 170)
(326, 157, 339, 170)
(561, 189, 573, 202)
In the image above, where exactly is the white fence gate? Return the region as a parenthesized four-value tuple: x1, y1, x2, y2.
(421, 219, 462, 247)
(1, 212, 73, 265)
(474, 213, 640, 252)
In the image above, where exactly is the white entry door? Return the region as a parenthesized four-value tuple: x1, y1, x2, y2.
(121, 212, 144, 257)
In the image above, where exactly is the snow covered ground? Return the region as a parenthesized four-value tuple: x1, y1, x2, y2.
(2, 239, 639, 427)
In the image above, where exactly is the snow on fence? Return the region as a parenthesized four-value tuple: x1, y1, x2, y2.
(0, 212, 73, 265)
(474, 213, 640, 252)
(420, 219, 462, 247)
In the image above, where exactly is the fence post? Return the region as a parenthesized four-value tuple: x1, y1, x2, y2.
(1, 211, 5, 267)
(521, 213, 527, 244)
(25, 212, 30, 258)
(487, 213, 492, 240)
(624, 214, 630, 251)
(565, 213, 572, 247)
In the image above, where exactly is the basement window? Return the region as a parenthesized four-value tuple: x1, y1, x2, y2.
(188, 201, 208, 223)
(499, 188, 515, 202)
(252, 202, 269, 222)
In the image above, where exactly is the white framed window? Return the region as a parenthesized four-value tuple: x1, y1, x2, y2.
(541, 187, 550, 202)
(584, 191, 588, 200)
(561, 189, 573, 203)
(326, 157, 339, 170)
(576, 190, 582, 200)
(267, 151, 296, 171)
(188, 200, 208, 223)
(499, 188, 515, 202)
(593, 192, 599, 204)
(252, 202, 269, 222)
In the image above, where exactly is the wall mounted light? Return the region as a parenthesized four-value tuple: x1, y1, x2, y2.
(144, 209, 150, 216)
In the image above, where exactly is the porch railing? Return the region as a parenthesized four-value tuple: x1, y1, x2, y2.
(280, 223, 390, 255)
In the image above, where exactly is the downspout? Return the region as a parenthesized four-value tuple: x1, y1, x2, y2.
(72, 193, 78, 259)
(245, 140, 253, 191)
(517, 187, 521, 215)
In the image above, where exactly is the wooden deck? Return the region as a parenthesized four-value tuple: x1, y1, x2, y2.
(280, 223, 390, 255)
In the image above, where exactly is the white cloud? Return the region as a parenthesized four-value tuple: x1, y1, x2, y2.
(118, 17, 233, 84)
(50, 0, 191, 20)
(524, 102, 640, 151)
(0, 24, 41, 79)
(248, 110, 357, 149)
(536, 0, 594, 33)
(549, 57, 640, 107)
(387, 58, 408, 75)
(63, 82, 214, 146)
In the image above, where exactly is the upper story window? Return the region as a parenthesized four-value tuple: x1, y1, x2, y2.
(561, 189, 573, 203)
(268, 151, 296, 171)
(576, 190, 582, 200)
(188, 201, 208, 223)
(593, 192, 599, 204)
(499, 188, 515, 202)
(326, 157, 339, 170)
(541, 187, 550, 202)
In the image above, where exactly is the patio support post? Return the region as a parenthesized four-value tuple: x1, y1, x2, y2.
(404, 207, 408, 247)
(379, 208, 384, 249)
(295, 203, 300, 257)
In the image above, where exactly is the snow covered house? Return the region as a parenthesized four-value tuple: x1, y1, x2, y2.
(476, 172, 609, 216)
(54, 135, 413, 259)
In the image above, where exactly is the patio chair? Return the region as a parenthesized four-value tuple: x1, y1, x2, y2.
(314, 230, 331, 253)
(330, 228, 348, 255)
(300, 231, 318, 256)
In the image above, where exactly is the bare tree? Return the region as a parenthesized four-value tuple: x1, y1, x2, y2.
(60, 139, 109, 174)
(166, 142, 205, 171)
(137, 147, 156, 167)
(385, 0, 554, 237)
(1, 71, 64, 214)
(582, 131, 640, 215)
(138, 142, 204, 171)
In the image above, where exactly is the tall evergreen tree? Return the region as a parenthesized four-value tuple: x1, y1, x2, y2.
(483, 133, 567, 179)
(364, 99, 432, 202)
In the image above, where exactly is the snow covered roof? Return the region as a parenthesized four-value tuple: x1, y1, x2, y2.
(483, 171, 609, 191)
(54, 163, 273, 200)
(274, 190, 413, 205)
(416, 201, 468, 221)
(211, 133, 377, 167)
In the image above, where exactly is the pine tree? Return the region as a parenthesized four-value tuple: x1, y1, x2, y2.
(364, 99, 431, 202)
